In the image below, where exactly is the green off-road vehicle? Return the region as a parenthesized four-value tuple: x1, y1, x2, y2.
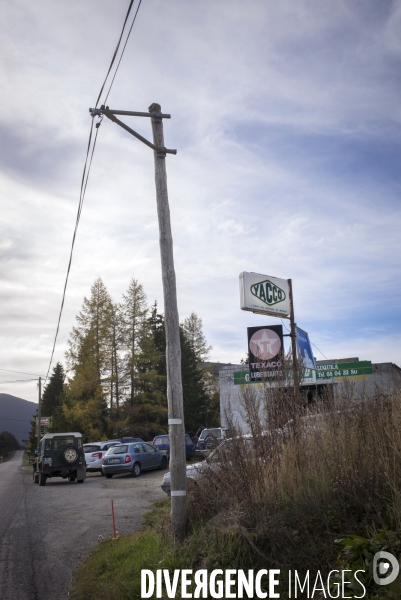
(33, 432, 86, 486)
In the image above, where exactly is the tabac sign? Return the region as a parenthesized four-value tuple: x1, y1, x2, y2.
(240, 272, 290, 317)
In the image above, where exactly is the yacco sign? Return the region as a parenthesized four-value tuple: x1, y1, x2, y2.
(240, 272, 290, 317)
(316, 361, 372, 380)
(247, 325, 284, 381)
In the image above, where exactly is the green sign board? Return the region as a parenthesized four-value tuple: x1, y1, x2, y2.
(234, 361, 373, 385)
(233, 369, 315, 386)
(316, 361, 372, 380)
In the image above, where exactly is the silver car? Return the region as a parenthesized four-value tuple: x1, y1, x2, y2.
(102, 442, 168, 478)
(161, 435, 254, 495)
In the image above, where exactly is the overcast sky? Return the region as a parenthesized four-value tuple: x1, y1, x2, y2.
(1, 0, 400, 403)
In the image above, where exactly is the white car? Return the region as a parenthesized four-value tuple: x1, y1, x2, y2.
(83, 441, 121, 474)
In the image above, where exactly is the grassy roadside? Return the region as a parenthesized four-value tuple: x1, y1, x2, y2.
(70, 499, 181, 600)
(71, 388, 401, 600)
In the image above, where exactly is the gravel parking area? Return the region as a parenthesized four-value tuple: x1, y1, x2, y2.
(0, 452, 166, 600)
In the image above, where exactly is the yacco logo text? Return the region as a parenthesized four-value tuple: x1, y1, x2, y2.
(250, 280, 286, 307)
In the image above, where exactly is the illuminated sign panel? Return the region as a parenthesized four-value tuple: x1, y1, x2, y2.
(240, 272, 290, 317)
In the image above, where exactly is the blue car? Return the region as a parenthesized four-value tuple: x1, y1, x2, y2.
(152, 434, 196, 460)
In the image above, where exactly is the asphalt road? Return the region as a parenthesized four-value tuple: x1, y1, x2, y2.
(0, 451, 166, 600)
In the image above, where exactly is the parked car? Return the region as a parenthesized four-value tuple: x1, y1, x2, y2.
(196, 427, 226, 457)
(33, 432, 86, 486)
(102, 442, 168, 478)
(161, 435, 252, 496)
(83, 441, 123, 474)
(152, 434, 196, 460)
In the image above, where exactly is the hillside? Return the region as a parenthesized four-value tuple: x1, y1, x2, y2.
(0, 393, 37, 446)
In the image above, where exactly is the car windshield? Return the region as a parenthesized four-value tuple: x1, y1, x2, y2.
(207, 438, 253, 463)
(199, 428, 221, 440)
(53, 437, 76, 449)
(106, 445, 128, 455)
(84, 445, 101, 453)
(154, 436, 169, 445)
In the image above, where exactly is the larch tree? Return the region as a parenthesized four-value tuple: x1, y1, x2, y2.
(66, 278, 113, 388)
(108, 301, 123, 417)
(121, 278, 148, 407)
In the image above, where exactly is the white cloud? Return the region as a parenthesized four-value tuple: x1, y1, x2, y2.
(0, 0, 400, 402)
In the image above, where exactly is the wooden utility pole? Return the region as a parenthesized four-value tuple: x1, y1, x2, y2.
(36, 376, 42, 453)
(89, 102, 187, 538)
(149, 103, 187, 538)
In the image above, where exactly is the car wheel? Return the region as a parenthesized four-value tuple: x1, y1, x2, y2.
(39, 473, 47, 486)
(105, 474, 113, 479)
(77, 479, 84, 484)
(61, 445, 79, 466)
(159, 456, 168, 470)
(132, 462, 141, 477)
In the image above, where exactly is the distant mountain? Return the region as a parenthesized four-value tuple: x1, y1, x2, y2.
(0, 393, 37, 447)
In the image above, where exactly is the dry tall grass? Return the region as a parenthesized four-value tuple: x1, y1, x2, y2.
(186, 382, 401, 593)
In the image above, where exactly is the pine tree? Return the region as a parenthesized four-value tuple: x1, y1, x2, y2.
(180, 326, 212, 431)
(181, 313, 218, 428)
(128, 302, 168, 438)
(182, 312, 212, 365)
(41, 362, 65, 419)
(26, 412, 38, 457)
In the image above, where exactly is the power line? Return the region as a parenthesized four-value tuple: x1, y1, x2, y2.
(95, 0, 137, 108)
(281, 318, 290, 333)
(310, 341, 328, 360)
(103, 0, 143, 106)
(0, 417, 34, 422)
(44, 123, 100, 385)
(44, 0, 143, 386)
(0, 379, 38, 384)
(281, 319, 328, 359)
(0, 368, 43, 377)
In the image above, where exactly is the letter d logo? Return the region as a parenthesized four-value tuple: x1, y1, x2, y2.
(373, 551, 399, 586)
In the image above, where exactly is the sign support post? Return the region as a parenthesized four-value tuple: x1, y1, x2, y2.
(36, 376, 42, 453)
(287, 279, 299, 397)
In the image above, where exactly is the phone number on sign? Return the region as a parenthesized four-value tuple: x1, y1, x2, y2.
(317, 369, 359, 378)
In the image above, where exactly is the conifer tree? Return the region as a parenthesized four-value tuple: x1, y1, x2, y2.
(121, 278, 148, 407)
(26, 410, 38, 456)
(63, 329, 110, 440)
(180, 326, 212, 431)
(66, 278, 113, 387)
(182, 312, 212, 365)
(41, 362, 65, 419)
(129, 302, 168, 438)
(108, 301, 123, 417)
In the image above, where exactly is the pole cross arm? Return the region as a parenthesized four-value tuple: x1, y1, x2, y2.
(88, 106, 177, 155)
